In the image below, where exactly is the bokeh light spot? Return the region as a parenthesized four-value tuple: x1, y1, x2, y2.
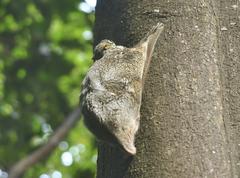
(61, 152, 73, 166)
(78, 2, 92, 13)
(82, 30, 93, 40)
(39, 174, 50, 178)
(59, 141, 69, 151)
(69, 146, 80, 156)
(78, 143, 86, 153)
(85, 0, 96, 7)
(52, 171, 62, 178)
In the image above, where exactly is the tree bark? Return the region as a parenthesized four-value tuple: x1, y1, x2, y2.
(94, 0, 239, 177)
(218, 1, 240, 177)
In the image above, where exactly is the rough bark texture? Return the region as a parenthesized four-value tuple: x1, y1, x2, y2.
(94, 0, 240, 177)
(219, 1, 240, 177)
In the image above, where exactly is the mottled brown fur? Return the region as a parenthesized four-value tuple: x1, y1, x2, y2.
(80, 23, 164, 155)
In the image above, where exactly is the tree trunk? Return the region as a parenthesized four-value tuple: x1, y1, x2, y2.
(219, 1, 240, 177)
(93, 0, 240, 177)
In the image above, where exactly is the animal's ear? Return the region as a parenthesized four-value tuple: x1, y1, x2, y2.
(136, 23, 164, 80)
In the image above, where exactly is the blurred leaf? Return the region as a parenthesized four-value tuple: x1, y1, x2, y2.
(0, 0, 96, 177)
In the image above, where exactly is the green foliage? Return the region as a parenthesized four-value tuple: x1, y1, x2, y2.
(0, 0, 96, 177)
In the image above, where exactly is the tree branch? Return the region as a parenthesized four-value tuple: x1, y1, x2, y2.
(8, 107, 82, 178)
